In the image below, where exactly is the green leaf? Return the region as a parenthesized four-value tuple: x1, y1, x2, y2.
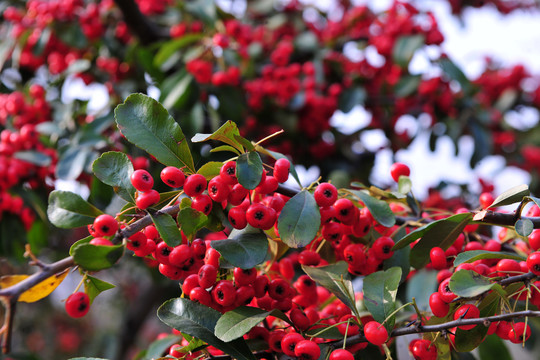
(215, 306, 289, 342)
(197, 161, 223, 180)
(210, 145, 242, 155)
(409, 213, 472, 269)
(69, 235, 93, 256)
(302, 262, 357, 318)
(392, 35, 425, 67)
(438, 57, 471, 93)
(478, 335, 511, 360)
(115, 93, 195, 173)
(185, 0, 217, 25)
(71, 243, 124, 271)
(350, 190, 395, 228)
(83, 275, 115, 304)
(142, 335, 181, 360)
(56, 145, 93, 180)
(383, 228, 410, 282)
(154, 34, 204, 67)
(178, 207, 208, 238)
(338, 86, 366, 113)
(211, 227, 268, 269)
(150, 212, 182, 247)
(160, 70, 197, 110)
(191, 121, 246, 153)
(490, 184, 529, 208)
(363, 267, 402, 331)
(515, 218, 533, 237)
(92, 151, 136, 202)
(393, 213, 472, 251)
(157, 298, 255, 360)
(405, 269, 438, 311)
(394, 75, 421, 98)
(236, 151, 263, 190)
(454, 250, 525, 267)
(13, 151, 52, 167)
(47, 190, 103, 228)
(449, 270, 502, 298)
(277, 190, 321, 248)
(398, 176, 412, 194)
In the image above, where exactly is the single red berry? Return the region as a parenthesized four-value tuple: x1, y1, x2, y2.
(234, 267, 257, 287)
(290, 308, 311, 331)
(184, 174, 207, 197)
(411, 339, 437, 360)
(253, 275, 269, 298)
(298, 250, 321, 266)
(337, 314, 360, 336)
(212, 280, 236, 306)
(314, 183, 338, 207)
(372, 236, 395, 260)
(429, 292, 449, 317)
(220, 161, 237, 185)
(154, 241, 173, 265)
(508, 322, 531, 343)
(529, 230, 540, 251)
(390, 162, 410, 182)
(208, 176, 230, 202)
(158, 263, 184, 280)
(496, 258, 521, 277)
(268, 331, 286, 353)
(430, 247, 447, 270)
(189, 287, 212, 306)
(294, 340, 320, 360)
(136, 189, 160, 210)
(131, 169, 154, 192)
(322, 221, 343, 242)
(126, 231, 147, 251)
(281, 332, 304, 356)
(527, 252, 540, 275)
(228, 206, 247, 229)
(169, 244, 193, 268)
(363, 321, 388, 345)
(479, 192, 494, 209)
(90, 237, 113, 246)
(268, 278, 291, 301)
(333, 198, 357, 225)
(246, 203, 276, 230)
(329, 349, 354, 360)
(65, 292, 90, 318)
(279, 257, 295, 280)
(93, 214, 118, 236)
(182, 274, 200, 296)
(294, 275, 317, 296)
(496, 321, 512, 340)
(191, 194, 213, 215)
(453, 304, 480, 330)
(438, 278, 456, 303)
(273, 158, 290, 183)
(228, 183, 249, 206)
(160, 166, 185, 188)
(235, 285, 255, 307)
(198, 264, 218, 289)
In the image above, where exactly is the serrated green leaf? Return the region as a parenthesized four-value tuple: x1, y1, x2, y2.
(47, 190, 103, 229)
(363, 267, 402, 331)
(84, 275, 115, 304)
(490, 184, 529, 208)
(236, 151, 263, 190)
(215, 306, 289, 342)
(115, 93, 195, 173)
(157, 298, 255, 360)
(71, 243, 124, 271)
(92, 151, 136, 202)
(191, 121, 245, 153)
(150, 212, 182, 247)
(211, 227, 268, 269)
(409, 213, 472, 269)
(454, 250, 525, 267)
(349, 190, 395, 227)
(302, 262, 357, 318)
(277, 190, 320, 248)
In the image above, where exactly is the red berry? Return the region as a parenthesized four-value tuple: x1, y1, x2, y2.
(184, 174, 207, 197)
(65, 292, 90, 318)
(169, 244, 193, 267)
(220, 161, 237, 185)
(508, 322, 531, 343)
(430, 247, 447, 270)
(333, 198, 357, 225)
(189, 287, 212, 306)
(390, 162, 410, 182)
(496, 259, 521, 277)
(527, 252, 540, 275)
(529, 230, 540, 251)
(314, 183, 338, 207)
(212, 280, 236, 306)
(234, 267, 257, 287)
(92, 214, 118, 237)
(298, 250, 321, 266)
(330, 349, 354, 360)
(429, 292, 449, 317)
(160, 166, 185, 188)
(438, 278, 456, 303)
(126, 231, 147, 251)
(208, 176, 230, 202)
(131, 169, 154, 192)
(453, 304, 480, 330)
(363, 321, 388, 345)
(268, 278, 291, 301)
(273, 158, 290, 183)
(411, 339, 437, 360)
(479, 192, 494, 209)
(90, 237, 113, 246)
(191, 194, 213, 215)
(246, 203, 276, 230)
(182, 274, 200, 296)
(136, 189, 160, 210)
(294, 340, 320, 360)
(372, 236, 395, 260)
(198, 264, 218, 289)
(228, 183, 249, 206)
(228, 206, 247, 229)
